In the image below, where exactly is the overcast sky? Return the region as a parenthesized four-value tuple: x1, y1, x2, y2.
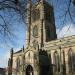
(0, 0, 75, 68)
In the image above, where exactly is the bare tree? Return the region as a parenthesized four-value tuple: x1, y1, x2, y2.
(51, 0, 75, 36)
(0, 0, 28, 44)
(0, 0, 75, 44)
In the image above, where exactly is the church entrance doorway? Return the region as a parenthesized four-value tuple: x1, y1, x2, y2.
(26, 65, 33, 75)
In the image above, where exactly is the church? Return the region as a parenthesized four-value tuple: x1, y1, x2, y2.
(8, 0, 75, 75)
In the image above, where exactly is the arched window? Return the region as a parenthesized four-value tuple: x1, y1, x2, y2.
(72, 53, 75, 71)
(33, 26, 38, 37)
(16, 58, 20, 72)
(22, 56, 25, 71)
(23, 56, 25, 64)
(53, 51, 60, 72)
(32, 9, 40, 22)
(68, 48, 75, 73)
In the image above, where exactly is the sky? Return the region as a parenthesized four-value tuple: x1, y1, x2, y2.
(0, 0, 75, 68)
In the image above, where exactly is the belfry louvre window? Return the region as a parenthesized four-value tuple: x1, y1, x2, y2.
(46, 26, 51, 42)
(53, 51, 60, 72)
(68, 48, 75, 73)
(31, 9, 40, 22)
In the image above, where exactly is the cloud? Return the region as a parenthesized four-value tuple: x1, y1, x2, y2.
(57, 24, 75, 38)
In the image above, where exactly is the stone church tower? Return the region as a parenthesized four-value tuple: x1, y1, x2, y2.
(23, 0, 57, 75)
(8, 0, 75, 75)
(26, 0, 57, 48)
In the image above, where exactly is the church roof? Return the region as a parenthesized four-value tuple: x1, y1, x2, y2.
(44, 35, 75, 50)
(14, 50, 22, 54)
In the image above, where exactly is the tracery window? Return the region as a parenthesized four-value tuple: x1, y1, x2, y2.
(68, 48, 75, 73)
(53, 51, 60, 72)
(16, 58, 20, 72)
(22, 56, 25, 71)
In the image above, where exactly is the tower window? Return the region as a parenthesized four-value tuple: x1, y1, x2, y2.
(31, 9, 40, 22)
(33, 26, 38, 37)
(46, 26, 51, 42)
